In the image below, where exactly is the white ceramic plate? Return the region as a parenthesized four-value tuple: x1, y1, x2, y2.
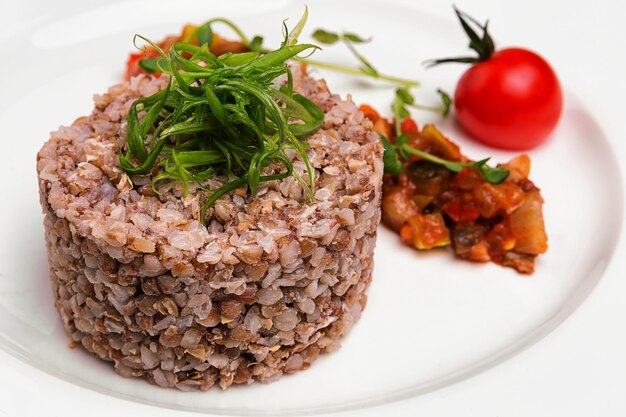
(0, 0, 622, 415)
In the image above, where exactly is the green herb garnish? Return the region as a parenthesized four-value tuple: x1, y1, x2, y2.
(384, 139, 509, 184)
(380, 135, 403, 175)
(163, 18, 420, 87)
(383, 88, 509, 183)
(310, 28, 418, 86)
(120, 10, 323, 224)
(393, 87, 451, 126)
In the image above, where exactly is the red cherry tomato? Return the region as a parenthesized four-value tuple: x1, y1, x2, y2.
(430, 8, 564, 150)
(400, 117, 419, 134)
(125, 52, 144, 81)
(454, 48, 562, 150)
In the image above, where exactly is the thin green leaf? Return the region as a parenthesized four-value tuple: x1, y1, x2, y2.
(118, 137, 168, 175)
(247, 43, 319, 69)
(344, 41, 378, 77)
(247, 152, 262, 195)
(380, 135, 403, 175)
(139, 58, 163, 73)
(394, 86, 451, 118)
(219, 51, 260, 66)
(396, 134, 410, 159)
(151, 171, 180, 195)
(159, 117, 218, 138)
(437, 89, 452, 117)
(474, 159, 509, 183)
(396, 87, 415, 105)
(203, 85, 226, 125)
(168, 58, 191, 94)
(286, 6, 308, 46)
(311, 28, 340, 44)
(259, 153, 293, 181)
(197, 23, 213, 46)
(249, 35, 264, 52)
(133, 34, 167, 59)
(125, 103, 148, 162)
(200, 176, 248, 222)
(342, 32, 371, 43)
(170, 149, 190, 196)
(287, 93, 324, 136)
(280, 20, 289, 47)
(392, 90, 411, 136)
(174, 150, 224, 167)
(170, 44, 215, 73)
(174, 43, 220, 67)
(141, 81, 171, 138)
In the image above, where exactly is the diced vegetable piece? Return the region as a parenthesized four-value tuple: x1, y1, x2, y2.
(494, 182, 525, 214)
(509, 191, 548, 255)
(400, 212, 451, 250)
(125, 52, 144, 80)
(210, 33, 248, 55)
(381, 183, 419, 232)
(181, 24, 198, 42)
(407, 160, 451, 197)
(485, 222, 516, 252)
(373, 118, 393, 142)
(420, 124, 462, 161)
(358, 104, 381, 123)
(411, 194, 434, 211)
(442, 198, 480, 222)
(452, 223, 484, 248)
(504, 154, 531, 181)
(471, 183, 499, 218)
(451, 223, 490, 261)
(501, 252, 535, 274)
(472, 182, 524, 218)
(452, 167, 483, 190)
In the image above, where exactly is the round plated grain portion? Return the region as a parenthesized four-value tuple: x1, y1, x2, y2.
(37, 67, 383, 390)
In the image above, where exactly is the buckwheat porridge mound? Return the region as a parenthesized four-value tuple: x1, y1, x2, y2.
(36, 65, 383, 390)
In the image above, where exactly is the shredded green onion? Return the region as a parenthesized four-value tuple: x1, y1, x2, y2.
(119, 10, 323, 224)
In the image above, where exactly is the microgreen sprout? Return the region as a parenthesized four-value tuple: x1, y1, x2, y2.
(311, 28, 419, 87)
(157, 18, 421, 87)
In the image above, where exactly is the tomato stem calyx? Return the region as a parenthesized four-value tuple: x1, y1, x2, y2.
(424, 6, 495, 68)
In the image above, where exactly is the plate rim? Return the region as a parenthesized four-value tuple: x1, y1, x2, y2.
(0, 1, 623, 415)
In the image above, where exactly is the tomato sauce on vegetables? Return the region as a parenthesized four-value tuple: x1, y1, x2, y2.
(364, 105, 548, 274)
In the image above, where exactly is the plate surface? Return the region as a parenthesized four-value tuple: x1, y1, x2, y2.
(0, 0, 622, 415)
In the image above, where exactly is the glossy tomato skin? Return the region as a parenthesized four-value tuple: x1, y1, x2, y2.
(454, 48, 562, 150)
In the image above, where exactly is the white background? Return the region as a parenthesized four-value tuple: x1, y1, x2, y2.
(1, 0, 625, 416)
